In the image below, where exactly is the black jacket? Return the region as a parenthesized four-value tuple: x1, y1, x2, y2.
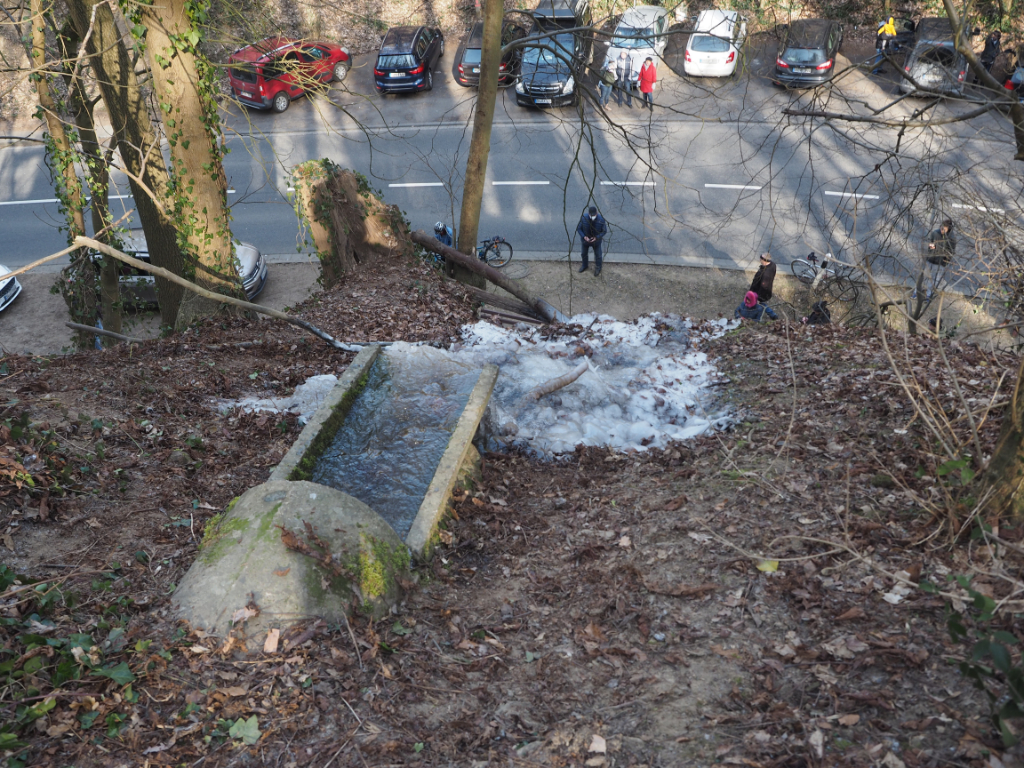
(981, 34, 1001, 65)
(750, 261, 777, 302)
(576, 213, 607, 243)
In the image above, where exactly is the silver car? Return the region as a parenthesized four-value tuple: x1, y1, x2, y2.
(93, 230, 268, 305)
(604, 5, 671, 84)
(0, 265, 23, 313)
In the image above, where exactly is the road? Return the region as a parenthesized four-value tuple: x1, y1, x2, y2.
(0, 33, 1019, 281)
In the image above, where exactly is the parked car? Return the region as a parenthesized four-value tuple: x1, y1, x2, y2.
(91, 231, 268, 306)
(899, 17, 969, 97)
(887, 16, 918, 53)
(773, 19, 843, 88)
(374, 26, 445, 93)
(455, 20, 527, 86)
(684, 10, 747, 78)
(603, 5, 670, 84)
(516, 0, 592, 107)
(228, 37, 350, 113)
(0, 265, 22, 313)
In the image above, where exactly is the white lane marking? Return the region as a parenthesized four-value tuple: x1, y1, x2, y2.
(492, 180, 550, 186)
(953, 203, 1006, 213)
(825, 191, 880, 200)
(227, 188, 237, 194)
(389, 182, 444, 188)
(602, 181, 655, 186)
(0, 197, 58, 206)
(705, 183, 762, 190)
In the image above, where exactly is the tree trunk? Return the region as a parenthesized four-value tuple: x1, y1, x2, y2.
(29, 0, 96, 346)
(983, 357, 1024, 519)
(454, 0, 503, 290)
(67, 0, 187, 326)
(142, 0, 240, 328)
(57, 20, 122, 338)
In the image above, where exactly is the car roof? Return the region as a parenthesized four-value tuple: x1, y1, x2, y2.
(381, 26, 423, 53)
(534, 0, 578, 18)
(230, 37, 298, 63)
(466, 21, 484, 48)
(694, 10, 738, 34)
(915, 17, 956, 42)
(619, 5, 666, 27)
(786, 19, 834, 46)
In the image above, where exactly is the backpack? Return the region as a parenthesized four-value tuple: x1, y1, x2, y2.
(806, 301, 831, 325)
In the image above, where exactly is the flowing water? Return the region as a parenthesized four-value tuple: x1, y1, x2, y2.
(311, 347, 480, 539)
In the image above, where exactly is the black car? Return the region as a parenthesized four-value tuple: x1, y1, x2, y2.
(516, 0, 592, 107)
(374, 26, 445, 93)
(455, 20, 527, 86)
(774, 19, 844, 87)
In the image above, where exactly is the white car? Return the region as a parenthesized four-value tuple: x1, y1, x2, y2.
(0, 265, 23, 313)
(684, 10, 746, 77)
(604, 5, 670, 84)
(91, 230, 268, 306)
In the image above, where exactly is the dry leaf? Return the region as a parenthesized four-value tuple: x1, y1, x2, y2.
(264, 628, 280, 654)
(837, 714, 860, 726)
(231, 606, 258, 625)
(808, 729, 824, 759)
(588, 734, 607, 753)
(756, 560, 779, 573)
(273, 567, 290, 577)
(86, 517, 102, 528)
(618, 535, 632, 548)
(835, 607, 866, 621)
(221, 686, 248, 697)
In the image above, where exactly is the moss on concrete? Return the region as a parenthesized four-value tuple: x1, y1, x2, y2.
(288, 369, 371, 482)
(198, 515, 250, 564)
(358, 534, 410, 600)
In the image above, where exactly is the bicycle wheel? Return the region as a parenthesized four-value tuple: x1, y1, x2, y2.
(826, 276, 860, 303)
(484, 241, 513, 268)
(790, 259, 817, 285)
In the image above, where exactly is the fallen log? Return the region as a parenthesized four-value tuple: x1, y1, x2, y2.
(524, 360, 589, 401)
(464, 285, 543, 320)
(480, 307, 543, 326)
(411, 231, 568, 323)
(65, 322, 144, 344)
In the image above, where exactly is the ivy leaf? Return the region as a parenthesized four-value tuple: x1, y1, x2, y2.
(78, 710, 101, 729)
(131, 23, 147, 38)
(229, 715, 261, 745)
(187, 30, 201, 47)
(94, 661, 135, 686)
(391, 621, 412, 636)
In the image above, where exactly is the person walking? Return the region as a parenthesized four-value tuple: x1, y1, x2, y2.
(598, 60, 616, 107)
(615, 50, 635, 107)
(749, 252, 779, 319)
(926, 219, 957, 266)
(638, 57, 657, 110)
(977, 30, 1002, 82)
(576, 206, 608, 276)
(872, 16, 897, 75)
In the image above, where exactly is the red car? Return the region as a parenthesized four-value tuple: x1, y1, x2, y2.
(228, 37, 350, 113)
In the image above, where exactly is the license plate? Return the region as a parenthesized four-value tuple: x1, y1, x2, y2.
(240, 91, 253, 99)
(389, 72, 403, 78)
(794, 67, 812, 74)
(535, 98, 551, 104)
(472, 67, 480, 73)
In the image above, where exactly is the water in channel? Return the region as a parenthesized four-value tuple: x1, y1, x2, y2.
(311, 346, 480, 539)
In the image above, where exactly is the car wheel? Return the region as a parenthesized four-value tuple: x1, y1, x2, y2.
(272, 92, 289, 113)
(425, 69, 433, 91)
(332, 61, 349, 82)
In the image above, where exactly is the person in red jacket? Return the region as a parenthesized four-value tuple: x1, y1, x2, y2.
(638, 57, 656, 110)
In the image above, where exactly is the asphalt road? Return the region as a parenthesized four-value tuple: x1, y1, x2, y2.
(0, 32, 1019, 281)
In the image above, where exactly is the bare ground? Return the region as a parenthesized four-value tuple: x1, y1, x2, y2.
(2, 250, 1024, 768)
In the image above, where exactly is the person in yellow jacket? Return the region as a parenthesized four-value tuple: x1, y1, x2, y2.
(872, 16, 897, 74)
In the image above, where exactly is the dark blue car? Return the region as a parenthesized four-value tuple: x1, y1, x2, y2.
(374, 26, 445, 93)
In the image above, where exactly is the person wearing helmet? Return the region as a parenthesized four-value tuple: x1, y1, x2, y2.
(434, 222, 453, 247)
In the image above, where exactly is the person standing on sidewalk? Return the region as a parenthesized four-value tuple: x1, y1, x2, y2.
(615, 50, 635, 107)
(749, 252, 779, 319)
(638, 57, 657, 110)
(598, 60, 616, 107)
(577, 206, 608, 276)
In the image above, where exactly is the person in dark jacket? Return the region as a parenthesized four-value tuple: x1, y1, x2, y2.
(926, 219, 956, 266)
(577, 206, 608, 276)
(735, 291, 769, 321)
(750, 252, 776, 302)
(980, 30, 1002, 73)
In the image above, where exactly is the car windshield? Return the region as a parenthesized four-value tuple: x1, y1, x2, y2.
(782, 47, 825, 65)
(690, 34, 730, 53)
(522, 34, 574, 66)
(377, 54, 416, 69)
(230, 65, 258, 83)
(919, 46, 956, 66)
(462, 48, 482, 65)
(612, 25, 656, 49)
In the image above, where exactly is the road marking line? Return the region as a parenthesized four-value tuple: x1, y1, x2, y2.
(227, 188, 237, 194)
(601, 181, 656, 186)
(705, 183, 762, 190)
(389, 182, 444, 188)
(953, 203, 1006, 213)
(0, 198, 58, 206)
(825, 191, 880, 200)
(492, 181, 550, 186)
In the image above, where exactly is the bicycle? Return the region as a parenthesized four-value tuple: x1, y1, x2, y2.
(430, 234, 513, 269)
(789, 252, 861, 303)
